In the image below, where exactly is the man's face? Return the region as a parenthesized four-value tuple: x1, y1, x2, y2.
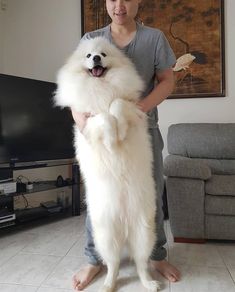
(106, 0, 141, 26)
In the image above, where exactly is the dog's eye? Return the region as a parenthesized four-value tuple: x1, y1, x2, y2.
(101, 53, 107, 57)
(86, 54, 91, 58)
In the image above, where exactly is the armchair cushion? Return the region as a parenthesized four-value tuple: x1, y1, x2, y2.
(205, 175, 235, 196)
(164, 155, 212, 180)
(197, 159, 235, 175)
(205, 195, 235, 216)
(168, 123, 235, 159)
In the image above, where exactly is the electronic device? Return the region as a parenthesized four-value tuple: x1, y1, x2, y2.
(0, 74, 75, 167)
(40, 200, 62, 213)
(0, 207, 15, 228)
(0, 181, 16, 194)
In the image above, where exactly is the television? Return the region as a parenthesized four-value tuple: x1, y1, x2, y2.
(0, 74, 75, 168)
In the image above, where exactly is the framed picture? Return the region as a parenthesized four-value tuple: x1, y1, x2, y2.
(81, 0, 225, 98)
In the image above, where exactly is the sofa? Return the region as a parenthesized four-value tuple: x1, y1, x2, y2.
(164, 123, 235, 242)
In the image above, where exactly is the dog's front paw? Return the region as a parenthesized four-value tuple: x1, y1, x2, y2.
(99, 285, 114, 292)
(96, 113, 118, 151)
(85, 113, 117, 150)
(109, 99, 128, 141)
(116, 118, 128, 141)
(143, 280, 160, 292)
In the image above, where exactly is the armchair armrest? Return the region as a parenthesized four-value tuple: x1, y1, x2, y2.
(164, 155, 212, 180)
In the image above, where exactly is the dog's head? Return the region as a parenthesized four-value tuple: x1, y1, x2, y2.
(71, 37, 132, 79)
(85, 51, 108, 78)
(55, 37, 145, 111)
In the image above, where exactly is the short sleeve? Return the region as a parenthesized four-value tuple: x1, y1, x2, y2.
(154, 32, 176, 73)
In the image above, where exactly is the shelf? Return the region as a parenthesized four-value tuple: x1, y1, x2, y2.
(15, 206, 71, 223)
(0, 164, 81, 228)
(0, 181, 73, 198)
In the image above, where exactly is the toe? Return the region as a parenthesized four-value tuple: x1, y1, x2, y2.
(72, 275, 79, 289)
(168, 275, 177, 282)
(75, 280, 87, 291)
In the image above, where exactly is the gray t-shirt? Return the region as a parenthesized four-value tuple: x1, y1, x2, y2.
(82, 23, 176, 128)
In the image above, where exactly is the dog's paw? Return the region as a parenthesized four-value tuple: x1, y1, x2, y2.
(85, 113, 117, 150)
(116, 118, 128, 141)
(109, 100, 129, 141)
(142, 280, 160, 292)
(96, 113, 117, 151)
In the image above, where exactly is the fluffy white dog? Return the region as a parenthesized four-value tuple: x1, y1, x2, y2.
(55, 37, 159, 292)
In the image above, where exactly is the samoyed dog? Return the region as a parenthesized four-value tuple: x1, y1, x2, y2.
(55, 37, 159, 292)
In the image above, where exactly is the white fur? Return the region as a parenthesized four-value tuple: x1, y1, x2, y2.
(55, 37, 159, 292)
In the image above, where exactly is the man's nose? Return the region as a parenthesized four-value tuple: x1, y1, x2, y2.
(115, 0, 125, 8)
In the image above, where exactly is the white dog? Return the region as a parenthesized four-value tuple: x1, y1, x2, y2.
(55, 37, 159, 292)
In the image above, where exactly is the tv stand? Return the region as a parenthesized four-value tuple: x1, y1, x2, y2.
(0, 162, 81, 228)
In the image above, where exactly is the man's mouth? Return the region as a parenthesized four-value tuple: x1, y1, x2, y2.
(89, 65, 107, 78)
(115, 12, 126, 16)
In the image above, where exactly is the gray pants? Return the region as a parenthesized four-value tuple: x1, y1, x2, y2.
(84, 127, 167, 265)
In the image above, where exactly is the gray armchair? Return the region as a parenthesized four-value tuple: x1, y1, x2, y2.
(164, 123, 235, 242)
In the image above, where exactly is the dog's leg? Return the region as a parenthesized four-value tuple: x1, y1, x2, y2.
(109, 99, 144, 142)
(135, 258, 160, 292)
(93, 225, 122, 292)
(129, 225, 160, 292)
(97, 237, 120, 292)
(84, 113, 118, 151)
(109, 99, 128, 141)
(99, 260, 120, 292)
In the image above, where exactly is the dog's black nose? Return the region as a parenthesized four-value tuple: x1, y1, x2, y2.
(93, 55, 101, 62)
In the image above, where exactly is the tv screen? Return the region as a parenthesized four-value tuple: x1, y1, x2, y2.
(0, 74, 75, 166)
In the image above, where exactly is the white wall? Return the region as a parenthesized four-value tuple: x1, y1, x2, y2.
(1, 0, 81, 82)
(159, 0, 235, 157)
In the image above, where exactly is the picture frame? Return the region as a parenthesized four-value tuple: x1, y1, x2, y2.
(81, 0, 225, 98)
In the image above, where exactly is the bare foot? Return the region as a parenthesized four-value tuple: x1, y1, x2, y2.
(150, 259, 181, 282)
(73, 264, 102, 291)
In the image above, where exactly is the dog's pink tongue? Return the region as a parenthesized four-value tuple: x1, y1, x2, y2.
(92, 67, 103, 77)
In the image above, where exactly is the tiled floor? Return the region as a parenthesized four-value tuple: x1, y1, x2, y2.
(0, 212, 235, 292)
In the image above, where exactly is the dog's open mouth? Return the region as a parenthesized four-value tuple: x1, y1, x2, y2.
(89, 65, 107, 78)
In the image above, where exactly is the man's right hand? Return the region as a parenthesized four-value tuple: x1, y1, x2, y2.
(71, 109, 92, 132)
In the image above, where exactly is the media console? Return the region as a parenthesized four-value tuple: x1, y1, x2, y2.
(0, 163, 81, 228)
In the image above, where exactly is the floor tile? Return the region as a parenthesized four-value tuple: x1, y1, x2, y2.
(21, 230, 80, 256)
(229, 268, 235, 282)
(0, 284, 38, 292)
(217, 245, 235, 268)
(41, 256, 87, 290)
(66, 233, 86, 257)
(20, 216, 85, 237)
(37, 288, 73, 292)
(0, 252, 61, 286)
(170, 265, 235, 292)
(0, 231, 37, 266)
(169, 242, 225, 268)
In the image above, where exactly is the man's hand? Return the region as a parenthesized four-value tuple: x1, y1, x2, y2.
(71, 109, 92, 132)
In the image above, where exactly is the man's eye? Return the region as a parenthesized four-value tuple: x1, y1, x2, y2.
(86, 54, 91, 58)
(101, 53, 107, 57)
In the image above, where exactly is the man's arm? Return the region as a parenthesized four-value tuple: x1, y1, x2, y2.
(71, 109, 92, 132)
(137, 68, 175, 113)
